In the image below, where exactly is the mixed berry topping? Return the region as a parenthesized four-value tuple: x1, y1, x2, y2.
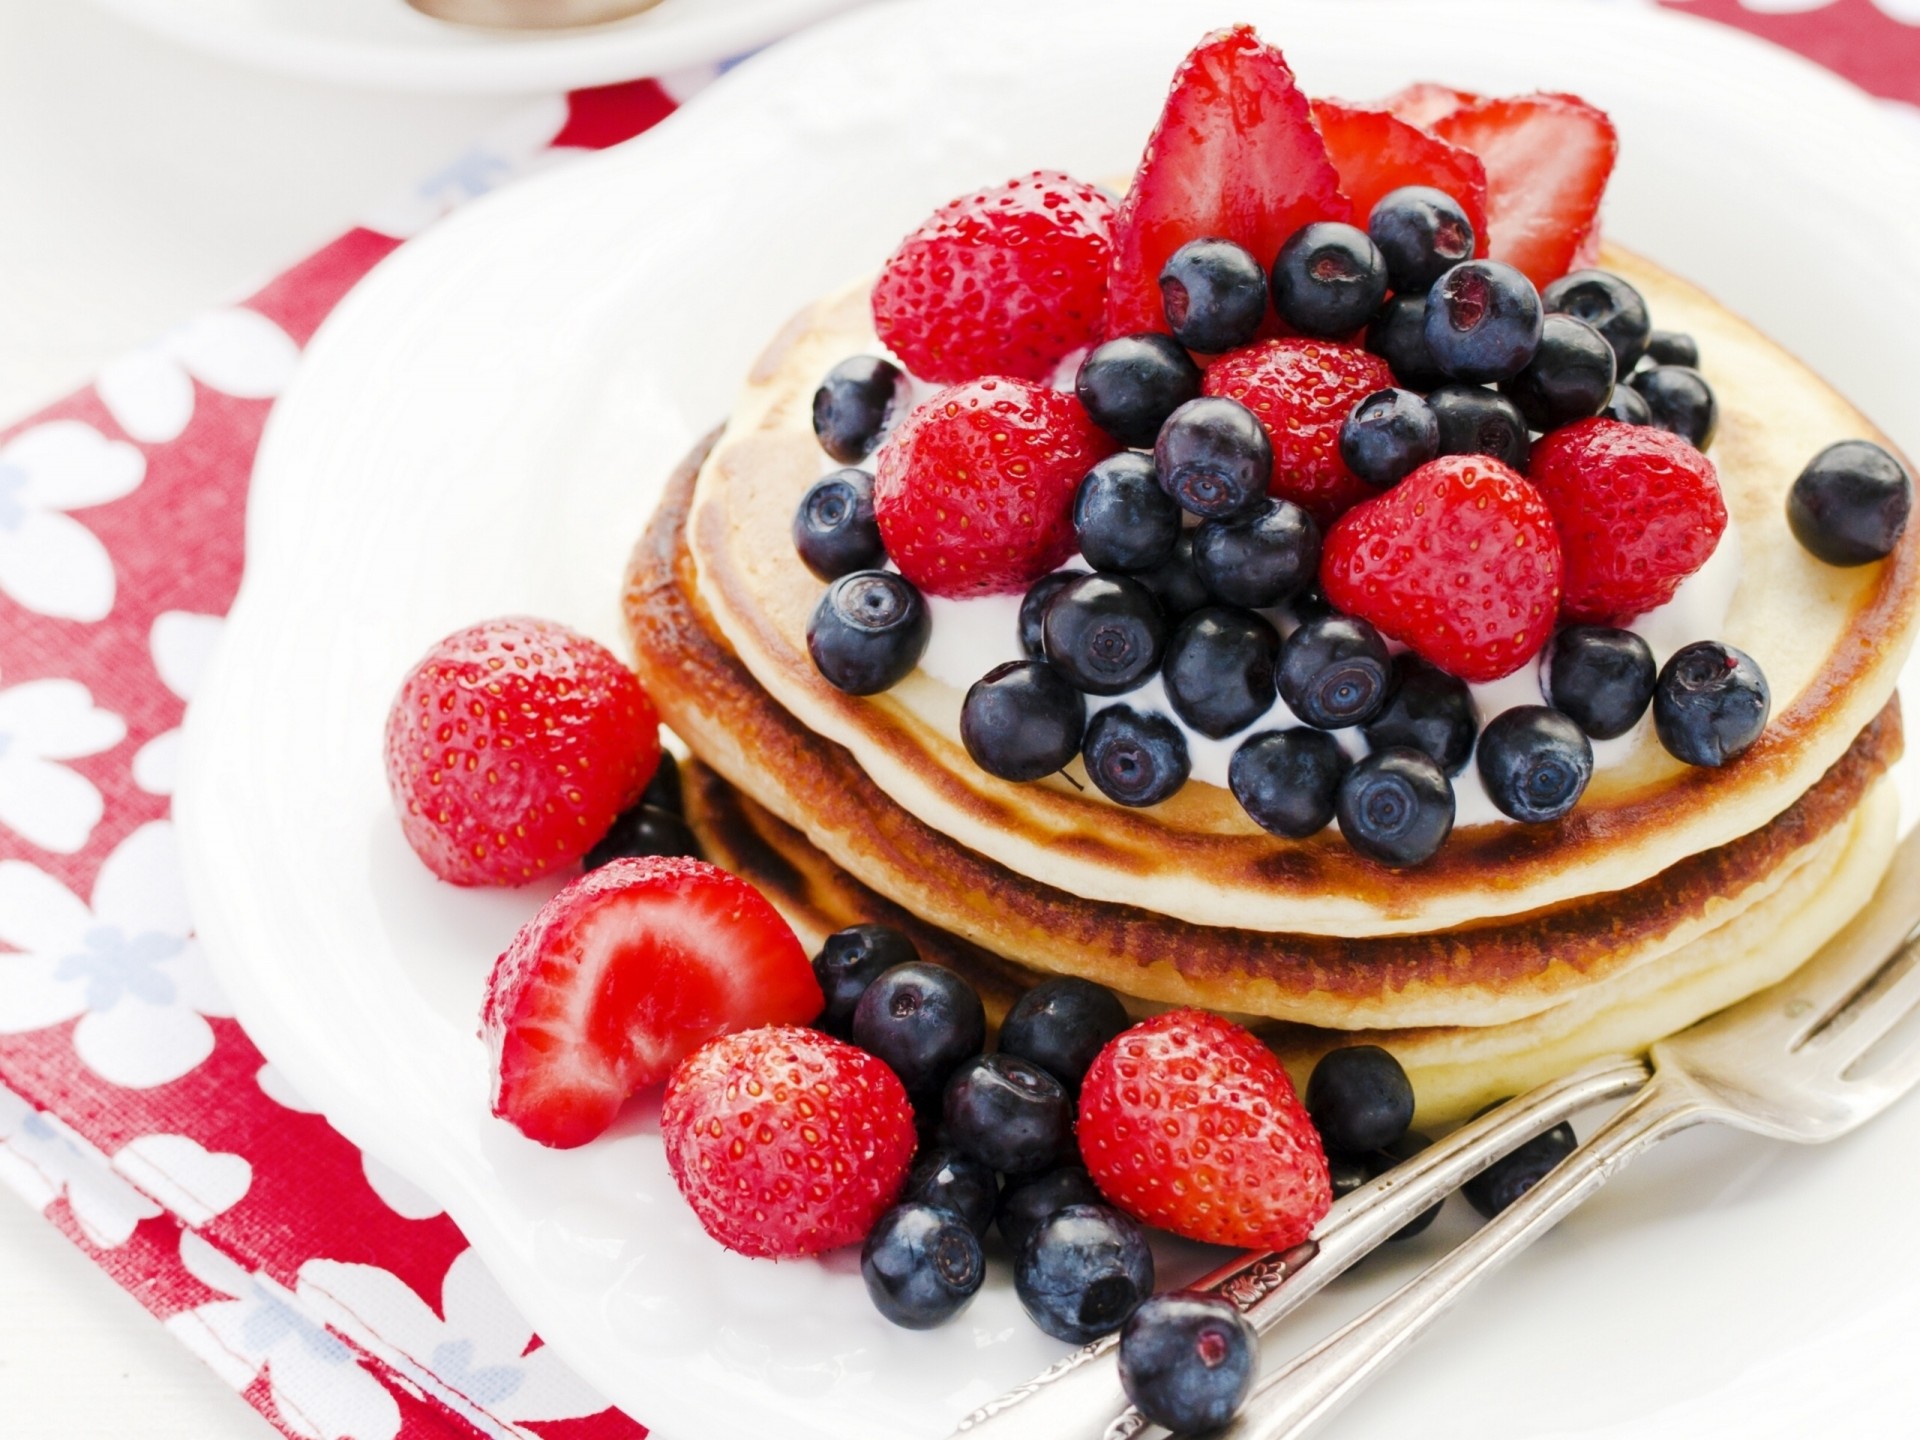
(1653, 640, 1772, 768)
(1428, 383, 1531, 470)
(1501, 312, 1617, 431)
(901, 1145, 999, 1241)
(995, 1165, 1103, 1256)
(812, 922, 920, 1037)
(812, 355, 906, 463)
(1271, 220, 1390, 337)
(1118, 1293, 1260, 1435)
(1630, 363, 1718, 449)
(1082, 704, 1191, 807)
(1075, 333, 1203, 448)
(1158, 237, 1269, 353)
(1475, 705, 1595, 823)
(805, 569, 930, 695)
(792, 466, 885, 581)
(942, 1053, 1077, 1177)
(1423, 258, 1543, 384)
(1015, 1203, 1157, 1345)
(1339, 386, 1441, 489)
(850, 960, 988, 1106)
(960, 659, 1087, 783)
(996, 976, 1131, 1094)
(1191, 495, 1320, 608)
(1787, 440, 1914, 566)
(1545, 626, 1658, 741)
(1337, 746, 1455, 868)
(1229, 727, 1350, 839)
(861, 1202, 986, 1329)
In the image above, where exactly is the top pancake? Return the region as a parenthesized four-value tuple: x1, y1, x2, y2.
(686, 248, 1920, 937)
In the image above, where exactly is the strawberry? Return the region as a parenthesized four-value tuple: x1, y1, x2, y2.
(871, 170, 1114, 386)
(661, 1025, 916, 1258)
(873, 378, 1117, 598)
(1528, 418, 1728, 624)
(1202, 339, 1395, 526)
(384, 617, 659, 887)
(1321, 454, 1563, 682)
(1310, 100, 1489, 254)
(1104, 26, 1351, 340)
(1077, 1010, 1330, 1251)
(483, 857, 822, 1149)
(1432, 93, 1617, 290)
(1373, 81, 1481, 131)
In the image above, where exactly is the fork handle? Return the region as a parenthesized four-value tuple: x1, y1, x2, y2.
(1222, 1078, 1708, 1440)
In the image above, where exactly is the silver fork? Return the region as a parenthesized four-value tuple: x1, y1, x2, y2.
(1225, 823, 1920, 1440)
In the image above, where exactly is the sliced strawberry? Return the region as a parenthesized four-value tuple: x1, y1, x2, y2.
(483, 856, 822, 1149)
(1432, 93, 1617, 290)
(1310, 100, 1489, 254)
(1373, 81, 1481, 131)
(1105, 25, 1351, 340)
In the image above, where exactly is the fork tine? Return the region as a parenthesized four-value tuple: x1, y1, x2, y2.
(1810, 927, 1920, 1068)
(1844, 1022, 1920, 1110)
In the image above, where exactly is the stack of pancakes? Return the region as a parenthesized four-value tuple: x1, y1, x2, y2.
(624, 247, 1919, 1125)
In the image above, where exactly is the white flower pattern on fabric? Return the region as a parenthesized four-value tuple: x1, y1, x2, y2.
(0, 821, 233, 1087)
(132, 612, 225, 796)
(96, 309, 299, 447)
(0, 421, 144, 623)
(0, 1085, 164, 1248)
(112, 1133, 254, 1227)
(0, 676, 125, 853)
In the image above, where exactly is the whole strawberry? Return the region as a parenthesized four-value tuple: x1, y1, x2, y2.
(872, 171, 1114, 386)
(662, 1025, 917, 1258)
(1528, 418, 1727, 624)
(1321, 454, 1563, 682)
(1203, 340, 1396, 527)
(1078, 1010, 1330, 1251)
(874, 378, 1116, 598)
(385, 617, 659, 886)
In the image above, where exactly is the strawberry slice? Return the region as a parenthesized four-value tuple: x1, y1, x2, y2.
(1104, 25, 1351, 340)
(483, 856, 822, 1149)
(1374, 81, 1481, 131)
(1432, 93, 1617, 290)
(1309, 100, 1489, 252)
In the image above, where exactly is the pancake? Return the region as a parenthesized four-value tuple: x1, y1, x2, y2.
(682, 246, 1920, 937)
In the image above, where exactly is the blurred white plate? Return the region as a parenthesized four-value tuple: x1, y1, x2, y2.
(175, 1, 1920, 1437)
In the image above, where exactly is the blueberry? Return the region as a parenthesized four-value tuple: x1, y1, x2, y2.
(1428, 385, 1530, 472)
(640, 750, 683, 814)
(1602, 383, 1652, 426)
(998, 977, 1129, 1093)
(1074, 453, 1182, 573)
(1154, 397, 1274, 519)
(1367, 1131, 1443, 1240)
(1367, 295, 1449, 390)
(1643, 329, 1699, 369)
(1162, 607, 1281, 739)
(943, 1054, 1076, 1176)
(1541, 269, 1651, 371)
(903, 1145, 999, 1240)
(1271, 222, 1390, 338)
(1134, 533, 1212, 620)
(1327, 1150, 1372, 1200)
(1117, 1292, 1258, 1435)
(1277, 613, 1392, 730)
(1363, 653, 1478, 776)
(1476, 706, 1593, 823)
(1042, 574, 1168, 696)
(1340, 387, 1441, 489)
(813, 355, 904, 463)
(1337, 747, 1454, 867)
(807, 571, 930, 695)
(1228, 728, 1350, 838)
(1630, 365, 1717, 449)
(1500, 314, 1616, 432)
(862, 1202, 985, 1328)
(812, 923, 919, 1037)
(1463, 1119, 1576, 1218)
(1787, 440, 1914, 566)
(1367, 185, 1477, 293)
(1193, 497, 1320, 609)
(792, 467, 886, 580)
(1306, 1045, 1415, 1154)
(1077, 334, 1205, 449)
(1018, 570, 1085, 660)
(1015, 1203, 1155, 1344)
(1653, 641, 1770, 767)
(1545, 627, 1656, 740)
(1424, 260, 1543, 384)
(584, 803, 700, 869)
(961, 661, 1087, 782)
(1160, 238, 1269, 353)
(1082, 706, 1190, 807)
(996, 1165, 1102, 1255)
(852, 962, 987, 1104)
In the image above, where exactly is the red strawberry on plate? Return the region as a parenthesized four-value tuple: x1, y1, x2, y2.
(1321, 453, 1564, 682)
(1374, 81, 1482, 131)
(1104, 25, 1351, 340)
(483, 856, 822, 1149)
(1310, 100, 1489, 252)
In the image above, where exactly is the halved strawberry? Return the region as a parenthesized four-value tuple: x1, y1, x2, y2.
(1374, 81, 1481, 131)
(1310, 100, 1489, 253)
(1432, 93, 1617, 290)
(1104, 25, 1350, 340)
(483, 856, 822, 1149)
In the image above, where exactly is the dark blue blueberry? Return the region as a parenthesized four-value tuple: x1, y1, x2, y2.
(1327, 1150, 1371, 1200)
(1134, 533, 1212, 620)
(902, 1145, 999, 1240)
(1228, 728, 1349, 838)
(1271, 221, 1389, 338)
(998, 977, 1129, 1093)
(1042, 574, 1168, 696)
(1117, 1292, 1258, 1435)
(792, 467, 886, 580)
(1629, 365, 1717, 449)
(1015, 1203, 1155, 1344)
(1367, 295, 1449, 391)
(1082, 706, 1189, 808)
(1162, 607, 1281, 740)
(1643, 329, 1698, 369)
(1018, 570, 1084, 660)
(996, 1166, 1102, 1256)
(1077, 334, 1205, 449)
(1306, 1045, 1415, 1154)
(1154, 397, 1274, 519)
(1367, 1131, 1442, 1240)
(584, 803, 699, 869)
(1278, 614, 1392, 730)
(1340, 387, 1440, 489)
(943, 1054, 1075, 1176)
(1367, 185, 1477, 293)
(1363, 653, 1478, 776)
(851, 962, 987, 1104)
(1602, 383, 1652, 426)
(1428, 384, 1530, 472)
(640, 750, 683, 814)
(1073, 453, 1182, 573)
(812, 923, 919, 1038)
(1336, 747, 1454, 868)
(1193, 497, 1320, 609)
(806, 570, 930, 695)
(1653, 641, 1770, 767)
(1500, 314, 1615, 432)
(1542, 269, 1651, 371)
(1787, 440, 1914, 566)
(1463, 1119, 1576, 1218)
(961, 660, 1087, 783)
(1424, 260, 1543, 384)
(1160, 238, 1269, 354)
(1545, 627, 1656, 741)
(812, 355, 904, 463)
(1476, 706, 1593, 823)
(861, 1202, 985, 1329)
